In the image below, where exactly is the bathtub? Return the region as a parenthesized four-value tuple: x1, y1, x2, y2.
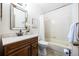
(45, 38, 72, 56)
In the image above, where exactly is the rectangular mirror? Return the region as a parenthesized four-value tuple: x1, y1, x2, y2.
(10, 4, 27, 30)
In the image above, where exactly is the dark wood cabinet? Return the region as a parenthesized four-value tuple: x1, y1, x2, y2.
(9, 46, 31, 56)
(0, 36, 3, 56)
(31, 42, 38, 56)
(3, 36, 38, 56)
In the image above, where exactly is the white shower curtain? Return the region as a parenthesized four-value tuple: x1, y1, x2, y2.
(38, 15, 47, 56)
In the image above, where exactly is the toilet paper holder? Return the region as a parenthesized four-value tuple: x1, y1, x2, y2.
(64, 48, 71, 56)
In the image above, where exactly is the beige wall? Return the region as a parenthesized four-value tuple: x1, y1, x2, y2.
(1, 3, 41, 37)
(1, 4, 18, 35)
(26, 3, 42, 33)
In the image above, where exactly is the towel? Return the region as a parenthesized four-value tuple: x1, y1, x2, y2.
(67, 22, 78, 43)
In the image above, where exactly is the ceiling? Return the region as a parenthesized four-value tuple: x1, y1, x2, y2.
(36, 3, 71, 14)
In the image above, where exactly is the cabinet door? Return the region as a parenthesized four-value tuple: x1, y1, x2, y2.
(31, 42, 38, 56)
(0, 36, 3, 56)
(8, 46, 31, 56)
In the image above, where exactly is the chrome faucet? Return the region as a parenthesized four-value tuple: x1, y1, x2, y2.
(16, 29, 23, 36)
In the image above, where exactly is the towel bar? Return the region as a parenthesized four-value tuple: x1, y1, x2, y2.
(73, 43, 79, 46)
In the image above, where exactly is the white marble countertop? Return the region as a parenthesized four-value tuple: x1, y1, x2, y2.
(2, 34, 38, 46)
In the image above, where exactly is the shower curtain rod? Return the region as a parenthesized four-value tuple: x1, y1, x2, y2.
(43, 3, 72, 14)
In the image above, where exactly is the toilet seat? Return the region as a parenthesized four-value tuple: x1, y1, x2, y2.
(38, 40, 48, 48)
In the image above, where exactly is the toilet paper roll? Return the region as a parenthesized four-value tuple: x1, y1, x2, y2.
(64, 49, 71, 56)
(64, 49, 69, 53)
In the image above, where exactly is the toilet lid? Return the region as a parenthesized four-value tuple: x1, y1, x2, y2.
(38, 41, 48, 45)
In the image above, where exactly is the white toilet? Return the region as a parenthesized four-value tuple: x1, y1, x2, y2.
(38, 40, 48, 56)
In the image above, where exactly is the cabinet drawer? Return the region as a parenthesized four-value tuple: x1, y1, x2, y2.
(32, 42, 38, 47)
(8, 46, 31, 56)
(4, 39, 30, 55)
(30, 37, 38, 43)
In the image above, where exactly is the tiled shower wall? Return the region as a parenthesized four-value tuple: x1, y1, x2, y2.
(44, 4, 79, 56)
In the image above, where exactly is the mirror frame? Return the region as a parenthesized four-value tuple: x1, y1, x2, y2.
(0, 3, 2, 20)
(10, 3, 28, 30)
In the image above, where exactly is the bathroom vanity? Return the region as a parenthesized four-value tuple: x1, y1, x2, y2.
(2, 35, 38, 56)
